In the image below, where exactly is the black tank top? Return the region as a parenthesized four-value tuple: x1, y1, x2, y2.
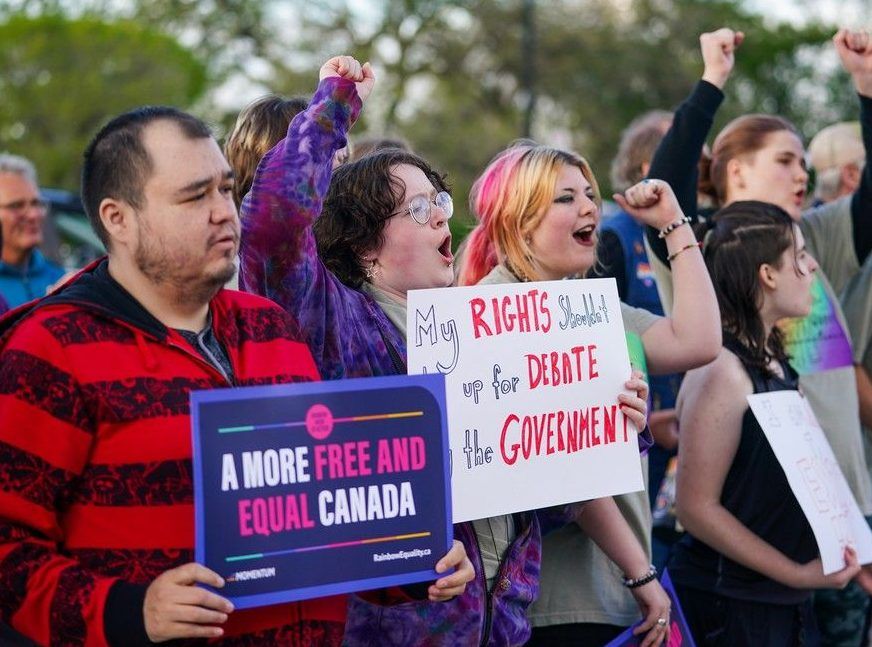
(669, 333, 819, 605)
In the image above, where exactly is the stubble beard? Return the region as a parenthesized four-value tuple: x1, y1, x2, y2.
(134, 236, 235, 306)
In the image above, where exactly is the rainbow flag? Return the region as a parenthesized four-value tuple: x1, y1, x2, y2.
(626, 331, 649, 381)
(778, 276, 853, 375)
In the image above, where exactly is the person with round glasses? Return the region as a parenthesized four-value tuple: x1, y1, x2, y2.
(238, 54, 459, 380)
(397, 190, 454, 225)
(237, 56, 488, 645)
(0, 153, 64, 308)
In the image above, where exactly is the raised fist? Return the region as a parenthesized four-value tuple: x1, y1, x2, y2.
(700, 28, 744, 90)
(319, 55, 376, 103)
(834, 29, 872, 97)
(614, 179, 684, 230)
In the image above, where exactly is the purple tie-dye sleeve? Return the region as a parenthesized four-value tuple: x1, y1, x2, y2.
(238, 76, 364, 375)
(239, 76, 360, 307)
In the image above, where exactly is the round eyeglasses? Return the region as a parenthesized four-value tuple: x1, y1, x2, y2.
(394, 191, 453, 225)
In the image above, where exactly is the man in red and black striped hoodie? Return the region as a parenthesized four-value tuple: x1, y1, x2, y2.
(0, 107, 346, 645)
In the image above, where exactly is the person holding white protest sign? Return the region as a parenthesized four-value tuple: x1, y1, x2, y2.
(669, 202, 872, 645)
(239, 54, 650, 645)
(458, 144, 721, 646)
(644, 26, 872, 645)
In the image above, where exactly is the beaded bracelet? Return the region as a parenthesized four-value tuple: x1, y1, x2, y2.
(622, 565, 658, 589)
(658, 216, 691, 239)
(667, 241, 701, 263)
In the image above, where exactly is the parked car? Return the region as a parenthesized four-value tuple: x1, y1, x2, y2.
(40, 188, 104, 270)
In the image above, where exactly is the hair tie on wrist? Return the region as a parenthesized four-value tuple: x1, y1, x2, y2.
(622, 565, 658, 589)
(667, 241, 701, 263)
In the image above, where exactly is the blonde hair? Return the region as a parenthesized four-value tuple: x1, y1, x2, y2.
(224, 94, 308, 208)
(458, 142, 600, 285)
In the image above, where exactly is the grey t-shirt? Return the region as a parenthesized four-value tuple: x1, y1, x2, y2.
(175, 316, 234, 384)
(645, 196, 872, 514)
(840, 249, 872, 485)
(784, 197, 871, 514)
(475, 265, 664, 628)
(802, 195, 861, 295)
(529, 303, 658, 628)
(362, 282, 407, 336)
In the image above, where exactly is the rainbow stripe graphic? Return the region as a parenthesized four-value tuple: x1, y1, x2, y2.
(218, 410, 423, 434)
(225, 530, 432, 567)
(778, 276, 853, 376)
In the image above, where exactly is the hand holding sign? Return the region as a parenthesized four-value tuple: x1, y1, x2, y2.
(629, 579, 671, 647)
(144, 563, 234, 642)
(428, 539, 475, 601)
(856, 562, 872, 595)
(619, 370, 649, 432)
(604, 570, 696, 647)
(747, 391, 872, 575)
(788, 547, 861, 590)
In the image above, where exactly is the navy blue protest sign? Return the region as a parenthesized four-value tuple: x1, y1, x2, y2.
(191, 373, 452, 609)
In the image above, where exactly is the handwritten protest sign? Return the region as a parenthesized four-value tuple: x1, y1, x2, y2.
(407, 278, 644, 522)
(747, 390, 872, 574)
(190, 374, 452, 609)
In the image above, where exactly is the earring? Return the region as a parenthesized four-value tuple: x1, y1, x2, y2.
(364, 259, 377, 281)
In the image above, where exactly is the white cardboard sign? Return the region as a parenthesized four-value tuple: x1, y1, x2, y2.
(407, 278, 644, 522)
(747, 390, 872, 574)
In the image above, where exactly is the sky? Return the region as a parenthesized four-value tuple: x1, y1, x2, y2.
(746, 0, 869, 27)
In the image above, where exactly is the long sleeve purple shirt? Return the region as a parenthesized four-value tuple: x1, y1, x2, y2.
(239, 76, 407, 381)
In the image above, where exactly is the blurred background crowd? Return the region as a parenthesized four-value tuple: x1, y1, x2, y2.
(1, 0, 869, 270)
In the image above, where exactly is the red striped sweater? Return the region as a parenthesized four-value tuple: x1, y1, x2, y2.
(0, 260, 346, 646)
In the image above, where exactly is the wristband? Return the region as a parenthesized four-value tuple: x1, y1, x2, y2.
(622, 564, 658, 589)
(658, 216, 691, 239)
(667, 242, 701, 263)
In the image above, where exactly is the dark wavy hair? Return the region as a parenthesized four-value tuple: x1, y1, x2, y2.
(315, 149, 449, 287)
(82, 106, 212, 248)
(704, 201, 798, 375)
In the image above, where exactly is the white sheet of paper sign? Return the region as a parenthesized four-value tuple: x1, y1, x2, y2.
(406, 278, 644, 523)
(747, 390, 872, 574)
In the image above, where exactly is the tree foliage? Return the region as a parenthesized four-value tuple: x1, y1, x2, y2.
(0, 13, 206, 189)
(271, 0, 850, 233)
(0, 0, 863, 236)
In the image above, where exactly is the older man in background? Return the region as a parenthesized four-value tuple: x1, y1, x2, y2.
(809, 121, 866, 204)
(0, 154, 64, 308)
